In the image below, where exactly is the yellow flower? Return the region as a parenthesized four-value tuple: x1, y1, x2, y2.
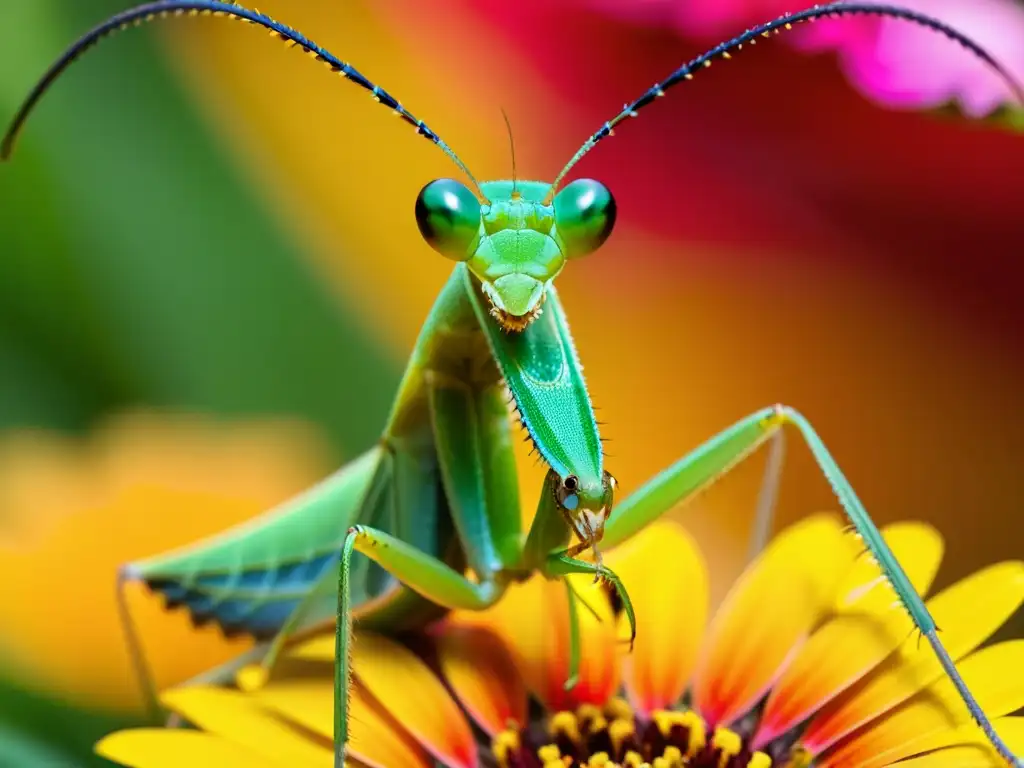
(0, 412, 332, 711)
(96, 515, 1024, 767)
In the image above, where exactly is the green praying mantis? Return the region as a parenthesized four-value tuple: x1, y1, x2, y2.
(3, 2, 1023, 766)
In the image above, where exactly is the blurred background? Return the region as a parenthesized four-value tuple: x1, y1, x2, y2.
(0, 0, 1022, 763)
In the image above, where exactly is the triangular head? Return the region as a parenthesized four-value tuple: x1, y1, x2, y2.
(416, 178, 615, 331)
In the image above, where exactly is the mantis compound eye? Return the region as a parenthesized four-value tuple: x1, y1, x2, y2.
(415, 178, 481, 260)
(556, 475, 580, 510)
(552, 178, 616, 258)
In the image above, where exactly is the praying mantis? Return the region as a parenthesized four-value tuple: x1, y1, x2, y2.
(3, 2, 1023, 766)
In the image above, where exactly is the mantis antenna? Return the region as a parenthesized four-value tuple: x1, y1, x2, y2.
(501, 107, 519, 196)
(0, 0, 485, 199)
(543, 1, 1024, 203)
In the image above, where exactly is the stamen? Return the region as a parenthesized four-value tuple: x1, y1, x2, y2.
(712, 727, 741, 768)
(551, 710, 584, 747)
(653, 746, 684, 767)
(608, 718, 636, 757)
(494, 702, 774, 767)
(577, 703, 605, 729)
(679, 711, 706, 756)
(652, 710, 689, 739)
(605, 697, 634, 722)
(539, 743, 569, 767)
(493, 729, 520, 768)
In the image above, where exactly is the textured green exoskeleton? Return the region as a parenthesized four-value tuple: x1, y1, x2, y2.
(4, 2, 1023, 766)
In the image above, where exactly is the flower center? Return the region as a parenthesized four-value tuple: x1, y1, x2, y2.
(492, 699, 777, 768)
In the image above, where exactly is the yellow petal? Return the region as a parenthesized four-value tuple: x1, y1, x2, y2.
(253, 678, 431, 768)
(605, 521, 708, 715)
(892, 745, 1015, 768)
(159, 686, 331, 765)
(753, 522, 944, 747)
(832, 522, 943, 615)
(353, 632, 478, 768)
(882, 717, 1024, 767)
(436, 623, 528, 735)
(450, 573, 619, 713)
(0, 416, 329, 710)
(802, 561, 1024, 754)
(96, 729, 282, 768)
(288, 633, 334, 662)
(820, 641, 1024, 768)
(280, 634, 464, 765)
(692, 514, 858, 726)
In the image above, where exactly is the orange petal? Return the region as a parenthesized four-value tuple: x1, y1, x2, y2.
(692, 514, 858, 726)
(160, 686, 331, 765)
(96, 729, 283, 768)
(802, 561, 1024, 755)
(753, 522, 944, 747)
(436, 623, 527, 736)
(352, 632, 478, 768)
(252, 677, 431, 768)
(605, 521, 708, 716)
(819, 641, 1024, 768)
(450, 573, 619, 713)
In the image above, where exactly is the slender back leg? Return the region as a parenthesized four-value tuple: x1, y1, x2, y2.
(115, 566, 160, 721)
(332, 374, 523, 765)
(334, 524, 505, 768)
(236, 566, 339, 691)
(748, 429, 785, 563)
(117, 564, 288, 725)
(600, 405, 1020, 766)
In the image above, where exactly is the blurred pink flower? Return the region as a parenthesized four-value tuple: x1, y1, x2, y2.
(588, 0, 1024, 117)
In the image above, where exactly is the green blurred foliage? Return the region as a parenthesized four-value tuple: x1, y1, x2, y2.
(0, 681, 128, 766)
(0, 0, 403, 761)
(0, 0, 401, 443)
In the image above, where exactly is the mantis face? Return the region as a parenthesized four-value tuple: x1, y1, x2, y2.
(553, 468, 618, 556)
(415, 178, 616, 332)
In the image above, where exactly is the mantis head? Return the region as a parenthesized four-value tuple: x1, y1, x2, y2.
(551, 468, 617, 560)
(415, 178, 616, 332)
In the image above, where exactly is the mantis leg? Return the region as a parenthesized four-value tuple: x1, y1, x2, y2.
(334, 525, 504, 768)
(748, 428, 785, 562)
(602, 404, 1019, 767)
(545, 551, 637, 652)
(243, 566, 339, 689)
(115, 566, 160, 722)
(563, 578, 582, 691)
(428, 376, 522, 580)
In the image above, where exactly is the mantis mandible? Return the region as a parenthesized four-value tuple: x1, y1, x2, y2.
(3, 2, 1022, 766)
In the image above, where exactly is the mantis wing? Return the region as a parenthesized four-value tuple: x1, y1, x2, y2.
(126, 446, 385, 639)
